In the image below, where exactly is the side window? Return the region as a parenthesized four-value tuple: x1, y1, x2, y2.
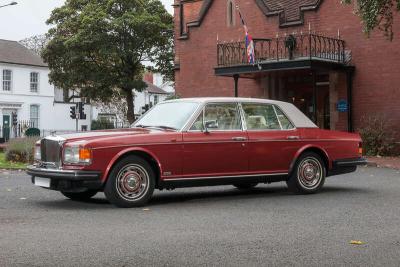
(274, 106, 294, 130)
(242, 103, 281, 130)
(190, 103, 241, 131)
(190, 111, 204, 131)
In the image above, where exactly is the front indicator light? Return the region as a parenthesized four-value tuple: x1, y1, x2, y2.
(79, 148, 92, 163)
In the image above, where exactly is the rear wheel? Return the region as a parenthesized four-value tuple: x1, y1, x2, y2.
(287, 152, 326, 194)
(61, 190, 98, 201)
(104, 155, 155, 208)
(233, 183, 258, 190)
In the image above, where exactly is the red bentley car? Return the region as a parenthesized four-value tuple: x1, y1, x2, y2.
(27, 98, 366, 207)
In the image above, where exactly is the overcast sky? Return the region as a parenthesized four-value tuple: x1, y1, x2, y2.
(0, 0, 174, 41)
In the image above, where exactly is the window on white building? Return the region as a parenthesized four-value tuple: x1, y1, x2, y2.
(30, 105, 40, 128)
(30, 72, 39, 92)
(2, 69, 12, 91)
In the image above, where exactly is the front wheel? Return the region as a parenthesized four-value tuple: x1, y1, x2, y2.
(104, 155, 155, 208)
(286, 152, 326, 194)
(61, 190, 98, 201)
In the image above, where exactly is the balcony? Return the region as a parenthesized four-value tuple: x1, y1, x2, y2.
(216, 33, 349, 75)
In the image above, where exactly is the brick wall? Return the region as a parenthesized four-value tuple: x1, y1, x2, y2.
(174, 0, 400, 137)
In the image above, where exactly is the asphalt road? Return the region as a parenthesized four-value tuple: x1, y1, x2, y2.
(1, 166, 400, 266)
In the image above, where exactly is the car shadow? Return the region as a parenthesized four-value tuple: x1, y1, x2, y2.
(147, 185, 372, 206)
(32, 184, 374, 210)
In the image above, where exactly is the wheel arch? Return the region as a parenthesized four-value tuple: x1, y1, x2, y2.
(289, 145, 331, 176)
(102, 147, 162, 187)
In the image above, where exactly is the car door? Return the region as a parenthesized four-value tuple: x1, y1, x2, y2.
(242, 103, 301, 174)
(182, 102, 248, 178)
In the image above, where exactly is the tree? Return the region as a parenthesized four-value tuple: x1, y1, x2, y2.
(42, 0, 174, 123)
(343, 0, 399, 40)
(20, 34, 50, 55)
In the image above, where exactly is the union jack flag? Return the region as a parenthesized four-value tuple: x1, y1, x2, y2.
(237, 6, 255, 64)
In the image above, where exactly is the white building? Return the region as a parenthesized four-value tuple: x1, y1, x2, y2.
(0, 39, 91, 142)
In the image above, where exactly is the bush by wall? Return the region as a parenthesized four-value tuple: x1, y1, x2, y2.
(5, 137, 39, 163)
(25, 128, 41, 137)
(358, 115, 396, 156)
(91, 118, 115, 130)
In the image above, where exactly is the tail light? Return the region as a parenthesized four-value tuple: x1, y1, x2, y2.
(358, 142, 363, 156)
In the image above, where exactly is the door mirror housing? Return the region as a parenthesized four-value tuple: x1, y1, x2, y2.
(203, 120, 219, 132)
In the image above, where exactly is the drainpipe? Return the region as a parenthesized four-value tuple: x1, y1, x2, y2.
(234, 74, 239, 97)
(346, 67, 355, 132)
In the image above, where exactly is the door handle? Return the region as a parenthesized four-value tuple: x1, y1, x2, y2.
(287, 136, 300, 140)
(232, 137, 247, 141)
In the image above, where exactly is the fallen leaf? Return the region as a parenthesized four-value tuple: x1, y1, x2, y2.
(143, 208, 150, 211)
(6, 189, 11, 192)
(350, 240, 365, 245)
(19, 197, 26, 200)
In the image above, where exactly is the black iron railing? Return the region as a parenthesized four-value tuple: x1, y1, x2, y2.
(217, 33, 346, 67)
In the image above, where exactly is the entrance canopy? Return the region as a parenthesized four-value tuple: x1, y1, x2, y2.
(215, 33, 351, 78)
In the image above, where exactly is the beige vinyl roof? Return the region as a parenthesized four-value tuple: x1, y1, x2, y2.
(167, 97, 318, 128)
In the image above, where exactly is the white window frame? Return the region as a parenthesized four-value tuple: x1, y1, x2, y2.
(30, 72, 39, 93)
(30, 104, 40, 128)
(2, 69, 12, 91)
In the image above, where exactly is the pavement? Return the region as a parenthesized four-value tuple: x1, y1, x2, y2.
(1, 166, 400, 266)
(367, 156, 400, 170)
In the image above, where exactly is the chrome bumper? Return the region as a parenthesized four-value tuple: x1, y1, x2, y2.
(27, 165, 101, 180)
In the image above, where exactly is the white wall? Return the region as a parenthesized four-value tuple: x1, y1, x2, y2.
(0, 63, 91, 138)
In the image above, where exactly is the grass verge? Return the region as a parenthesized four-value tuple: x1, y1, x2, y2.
(0, 152, 27, 169)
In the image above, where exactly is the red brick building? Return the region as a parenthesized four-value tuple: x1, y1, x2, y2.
(173, 0, 400, 138)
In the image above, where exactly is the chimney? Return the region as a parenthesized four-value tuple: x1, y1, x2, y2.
(143, 71, 154, 84)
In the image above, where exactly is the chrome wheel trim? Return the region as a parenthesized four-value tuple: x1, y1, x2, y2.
(115, 164, 149, 201)
(297, 157, 323, 190)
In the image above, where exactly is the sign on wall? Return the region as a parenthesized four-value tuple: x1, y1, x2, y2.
(336, 99, 348, 112)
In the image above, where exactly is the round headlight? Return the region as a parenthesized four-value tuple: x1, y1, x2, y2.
(34, 145, 41, 161)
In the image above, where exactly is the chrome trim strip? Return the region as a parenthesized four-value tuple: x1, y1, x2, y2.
(163, 172, 288, 181)
(91, 139, 357, 150)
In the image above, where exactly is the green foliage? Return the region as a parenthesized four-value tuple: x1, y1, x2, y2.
(5, 137, 40, 164)
(342, 0, 400, 40)
(358, 115, 396, 156)
(42, 0, 174, 122)
(91, 118, 115, 130)
(25, 128, 41, 137)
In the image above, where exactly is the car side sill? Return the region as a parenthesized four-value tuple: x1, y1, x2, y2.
(159, 173, 288, 189)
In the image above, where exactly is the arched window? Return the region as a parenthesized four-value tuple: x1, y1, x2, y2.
(227, 0, 235, 27)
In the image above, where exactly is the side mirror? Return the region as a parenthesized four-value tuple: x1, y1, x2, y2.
(204, 120, 218, 132)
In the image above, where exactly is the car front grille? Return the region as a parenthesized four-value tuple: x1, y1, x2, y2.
(40, 138, 63, 168)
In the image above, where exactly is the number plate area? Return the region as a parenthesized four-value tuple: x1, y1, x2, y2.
(34, 177, 51, 188)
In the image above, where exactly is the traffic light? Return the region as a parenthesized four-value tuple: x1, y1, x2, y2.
(12, 112, 17, 126)
(70, 105, 76, 119)
(78, 102, 86, 120)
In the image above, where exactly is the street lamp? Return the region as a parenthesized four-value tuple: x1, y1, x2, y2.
(0, 1, 17, 8)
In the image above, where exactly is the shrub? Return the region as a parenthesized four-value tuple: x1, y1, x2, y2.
(358, 115, 396, 156)
(91, 118, 115, 130)
(5, 137, 40, 163)
(25, 127, 41, 137)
